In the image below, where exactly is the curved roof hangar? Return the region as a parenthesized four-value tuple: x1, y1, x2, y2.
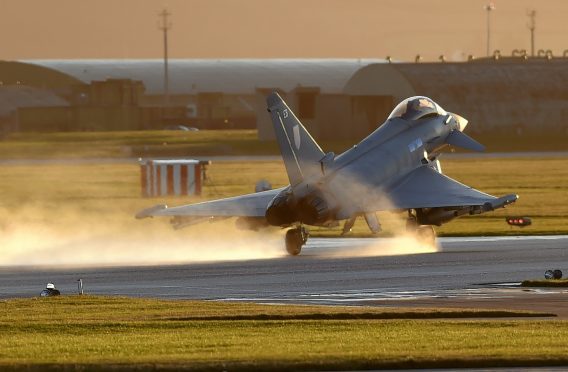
(25, 59, 383, 95)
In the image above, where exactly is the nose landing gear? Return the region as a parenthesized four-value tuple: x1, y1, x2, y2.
(285, 226, 309, 256)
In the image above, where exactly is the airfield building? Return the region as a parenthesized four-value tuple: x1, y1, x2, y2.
(1, 58, 568, 143)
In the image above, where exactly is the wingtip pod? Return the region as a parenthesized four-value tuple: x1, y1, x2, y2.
(494, 193, 519, 209)
(483, 194, 519, 212)
(135, 204, 168, 219)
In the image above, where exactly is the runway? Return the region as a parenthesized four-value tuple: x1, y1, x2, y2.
(2, 235, 568, 315)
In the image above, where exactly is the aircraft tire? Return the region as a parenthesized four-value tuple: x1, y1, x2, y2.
(285, 228, 303, 256)
(416, 225, 436, 246)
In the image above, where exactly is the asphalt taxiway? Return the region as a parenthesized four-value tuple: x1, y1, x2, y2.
(1, 235, 567, 315)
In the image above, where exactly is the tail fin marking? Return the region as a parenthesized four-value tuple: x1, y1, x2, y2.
(267, 92, 325, 186)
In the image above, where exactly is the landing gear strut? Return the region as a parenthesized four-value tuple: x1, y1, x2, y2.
(285, 226, 309, 256)
(406, 210, 436, 246)
(406, 212, 418, 233)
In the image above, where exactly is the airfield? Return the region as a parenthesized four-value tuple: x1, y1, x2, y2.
(1, 133, 567, 305)
(2, 235, 568, 316)
(1, 131, 568, 369)
(5, 1, 568, 367)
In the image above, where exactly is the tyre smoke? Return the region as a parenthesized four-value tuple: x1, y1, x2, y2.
(0, 205, 286, 267)
(314, 234, 439, 258)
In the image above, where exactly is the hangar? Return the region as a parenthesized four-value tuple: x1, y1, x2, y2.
(3, 59, 379, 135)
(345, 60, 568, 135)
(1, 58, 567, 142)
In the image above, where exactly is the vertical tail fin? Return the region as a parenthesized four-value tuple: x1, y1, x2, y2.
(266, 92, 325, 185)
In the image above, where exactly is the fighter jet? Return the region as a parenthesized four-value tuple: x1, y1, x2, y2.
(137, 93, 518, 255)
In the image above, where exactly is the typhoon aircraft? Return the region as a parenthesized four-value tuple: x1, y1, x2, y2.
(137, 93, 518, 255)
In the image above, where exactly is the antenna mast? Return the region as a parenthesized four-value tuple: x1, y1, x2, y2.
(484, 3, 496, 57)
(527, 10, 536, 57)
(158, 9, 172, 106)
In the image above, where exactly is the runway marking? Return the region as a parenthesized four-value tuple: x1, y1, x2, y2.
(315, 235, 568, 245)
(214, 287, 545, 305)
(440, 235, 568, 243)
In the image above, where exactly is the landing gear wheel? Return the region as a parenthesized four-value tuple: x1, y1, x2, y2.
(416, 225, 436, 246)
(285, 227, 309, 256)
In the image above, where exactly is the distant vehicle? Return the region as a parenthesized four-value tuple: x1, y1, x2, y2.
(138, 93, 518, 255)
(164, 125, 199, 132)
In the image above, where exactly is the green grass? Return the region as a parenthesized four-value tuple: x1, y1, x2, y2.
(1, 130, 566, 160)
(1, 130, 567, 237)
(0, 296, 564, 370)
(521, 280, 568, 287)
(0, 130, 278, 159)
(0, 296, 552, 322)
(0, 157, 567, 237)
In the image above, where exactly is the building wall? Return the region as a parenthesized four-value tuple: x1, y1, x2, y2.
(256, 92, 395, 142)
(17, 79, 192, 132)
(8, 59, 568, 140)
(314, 95, 352, 141)
(18, 106, 73, 131)
(254, 88, 282, 141)
(19, 106, 142, 131)
(347, 60, 568, 135)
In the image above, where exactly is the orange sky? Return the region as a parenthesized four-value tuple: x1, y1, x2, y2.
(2, 0, 566, 61)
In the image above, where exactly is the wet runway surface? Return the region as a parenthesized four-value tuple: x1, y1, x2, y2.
(2, 236, 568, 312)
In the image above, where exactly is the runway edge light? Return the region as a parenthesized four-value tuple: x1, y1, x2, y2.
(506, 216, 532, 227)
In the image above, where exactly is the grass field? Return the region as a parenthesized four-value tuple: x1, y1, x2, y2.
(1, 132, 567, 370)
(1, 131, 567, 265)
(0, 296, 565, 370)
(0, 130, 275, 159)
(0, 130, 566, 159)
(0, 156, 567, 240)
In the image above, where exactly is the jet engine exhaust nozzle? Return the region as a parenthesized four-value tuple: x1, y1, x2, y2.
(297, 195, 332, 225)
(265, 192, 296, 227)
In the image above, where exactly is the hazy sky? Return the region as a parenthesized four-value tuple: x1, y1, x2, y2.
(2, 0, 566, 61)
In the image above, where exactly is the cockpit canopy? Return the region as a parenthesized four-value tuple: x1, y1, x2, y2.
(388, 96, 447, 121)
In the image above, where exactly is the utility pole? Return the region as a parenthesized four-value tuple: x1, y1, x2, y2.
(158, 9, 172, 106)
(527, 9, 536, 57)
(484, 2, 495, 57)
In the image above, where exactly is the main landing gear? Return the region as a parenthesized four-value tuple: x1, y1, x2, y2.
(285, 226, 309, 256)
(406, 211, 436, 246)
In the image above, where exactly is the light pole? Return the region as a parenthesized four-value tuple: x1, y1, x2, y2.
(484, 3, 495, 57)
(527, 10, 536, 57)
(158, 9, 172, 106)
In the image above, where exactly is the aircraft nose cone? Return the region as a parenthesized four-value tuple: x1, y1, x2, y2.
(452, 113, 468, 131)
